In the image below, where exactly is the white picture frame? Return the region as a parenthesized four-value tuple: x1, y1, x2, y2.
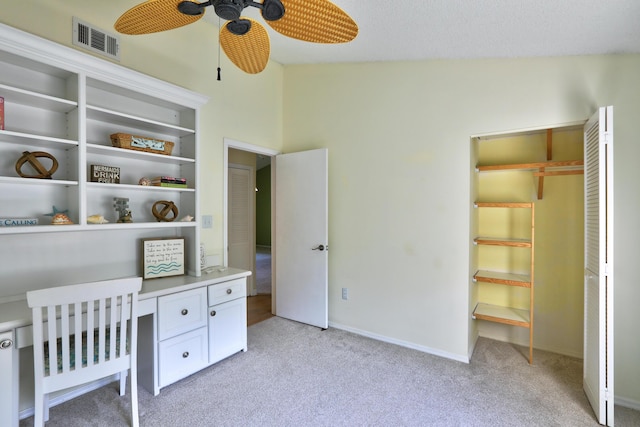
(142, 237, 185, 279)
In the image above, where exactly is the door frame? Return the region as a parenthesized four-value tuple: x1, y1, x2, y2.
(223, 138, 280, 310)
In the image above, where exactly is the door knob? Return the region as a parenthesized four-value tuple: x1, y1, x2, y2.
(312, 244, 326, 251)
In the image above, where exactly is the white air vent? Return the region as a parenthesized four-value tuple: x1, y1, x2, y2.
(72, 17, 120, 61)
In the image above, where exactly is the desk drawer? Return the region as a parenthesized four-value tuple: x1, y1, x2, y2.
(158, 288, 207, 341)
(208, 278, 246, 306)
(158, 326, 208, 388)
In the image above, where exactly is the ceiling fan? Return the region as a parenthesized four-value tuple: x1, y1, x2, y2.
(114, 0, 358, 74)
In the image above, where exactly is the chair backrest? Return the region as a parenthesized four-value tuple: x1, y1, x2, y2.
(26, 277, 142, 392)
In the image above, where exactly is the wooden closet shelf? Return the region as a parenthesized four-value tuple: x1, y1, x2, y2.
(474, 202, 534, 208)
(472, 303, 530, 328)
(474, 237, 532, 247)
(473, 270, 531, 287)
(476, 159, 583, 172)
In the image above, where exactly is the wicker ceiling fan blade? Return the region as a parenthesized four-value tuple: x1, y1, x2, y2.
(266, 0, 358, 43)
(115, 0, 204, 35)
(220, 18, 270, 74)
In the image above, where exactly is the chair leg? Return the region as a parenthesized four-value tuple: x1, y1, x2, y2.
(119, 370, 127, 396)
(44, 394, 49, 421)
(33, 392, 44, 427)
(130, 368, 139, 427)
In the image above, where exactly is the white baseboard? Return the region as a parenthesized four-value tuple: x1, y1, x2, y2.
(615, 395, 640, 411)
(328, 321, 469, 364)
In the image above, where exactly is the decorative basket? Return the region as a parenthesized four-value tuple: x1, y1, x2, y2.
(110, 133, 174, 156)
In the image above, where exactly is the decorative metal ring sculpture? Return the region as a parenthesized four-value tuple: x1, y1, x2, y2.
(15, 151, 58, 179)
(152, 200, 178, 222)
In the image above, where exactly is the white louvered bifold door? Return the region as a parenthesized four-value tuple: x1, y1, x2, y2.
(583, 106, 614, 426)
(228, 166, 255, 295)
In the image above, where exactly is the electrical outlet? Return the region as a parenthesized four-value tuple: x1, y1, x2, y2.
(342, 287, 348, 300)
(202, 215, 213, 228)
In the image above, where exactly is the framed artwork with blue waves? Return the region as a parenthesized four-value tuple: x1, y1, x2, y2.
(142, 237, 185, 279)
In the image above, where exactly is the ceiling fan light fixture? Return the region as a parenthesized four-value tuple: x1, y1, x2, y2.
(227, 19, 252, 36)
(177, 1, 207, 16)
(261, 0, 285, 21)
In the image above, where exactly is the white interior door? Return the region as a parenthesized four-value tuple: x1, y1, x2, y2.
(583, 106, 614, 426)
(228, 165, 255, 295)
(275, 148, 328, 329)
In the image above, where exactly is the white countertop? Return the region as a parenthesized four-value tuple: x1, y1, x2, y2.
(0, 268, 251, 331)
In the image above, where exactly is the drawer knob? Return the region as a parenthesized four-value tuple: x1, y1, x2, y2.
(181, 309, 188, 316)
(182, 351, 189, 358)
(210, 310, 217, 317)
(226, 289, 232, 295)
(0, 339, 13, 350)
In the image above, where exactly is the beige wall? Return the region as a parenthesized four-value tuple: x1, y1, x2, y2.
(2, 1, 639, 407)
(283, 57, 640, 405)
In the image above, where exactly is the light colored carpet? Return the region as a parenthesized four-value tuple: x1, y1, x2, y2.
(255, 246, 271, 294)
(20, 316, 640, 426)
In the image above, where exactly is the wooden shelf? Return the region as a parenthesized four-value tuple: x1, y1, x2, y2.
(0, 220, 197, 235)
(473, 201, 535, 363)
(87, 182, 195, 193)
(475, 159, 583, 172)
(475, 202, 533, 209)
(476, 129, 583, 200)
(87, 105, 195, 138)
(0, 129, 78, 147)
(472, 303, 530, 328)
(87, 143, 195, 165)
(474, 237, 532, 247)
(473, 270, 531, 288)
(0, 83, 77, 112)
(0, 176, 78, 186)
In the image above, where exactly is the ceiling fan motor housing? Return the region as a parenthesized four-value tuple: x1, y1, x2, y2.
(213, 0, 246, 21)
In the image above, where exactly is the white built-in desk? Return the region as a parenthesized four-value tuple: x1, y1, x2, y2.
(0, 268, 250, 426)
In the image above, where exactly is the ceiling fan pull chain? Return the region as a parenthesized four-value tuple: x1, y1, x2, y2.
(217, 16, 222, 81)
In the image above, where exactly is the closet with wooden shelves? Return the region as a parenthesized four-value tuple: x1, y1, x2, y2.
(0, 23, 208, 278)
(471, 127, 583, 364)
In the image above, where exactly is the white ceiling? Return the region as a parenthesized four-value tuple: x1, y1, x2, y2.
(209, 0, 640, 65)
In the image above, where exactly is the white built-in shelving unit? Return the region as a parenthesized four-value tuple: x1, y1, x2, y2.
(0, 23, 208, 285)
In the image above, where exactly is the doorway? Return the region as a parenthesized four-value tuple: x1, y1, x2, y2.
(225, 138, 279, 325)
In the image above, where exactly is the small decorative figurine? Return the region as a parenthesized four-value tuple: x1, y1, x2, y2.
(15, 151, 58, 179)
(113, 197, 132, 223)
(117, 209, 133, 223)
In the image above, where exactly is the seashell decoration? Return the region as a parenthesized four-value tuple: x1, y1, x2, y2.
(51, 213, 73, 225)
(87, 214, 109, 224)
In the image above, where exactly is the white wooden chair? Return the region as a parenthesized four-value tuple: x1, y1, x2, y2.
(26, 277, 142, 427)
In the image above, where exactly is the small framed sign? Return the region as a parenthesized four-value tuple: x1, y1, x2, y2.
(142, 237, 185, 279)
(90, 164, 120, 183)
